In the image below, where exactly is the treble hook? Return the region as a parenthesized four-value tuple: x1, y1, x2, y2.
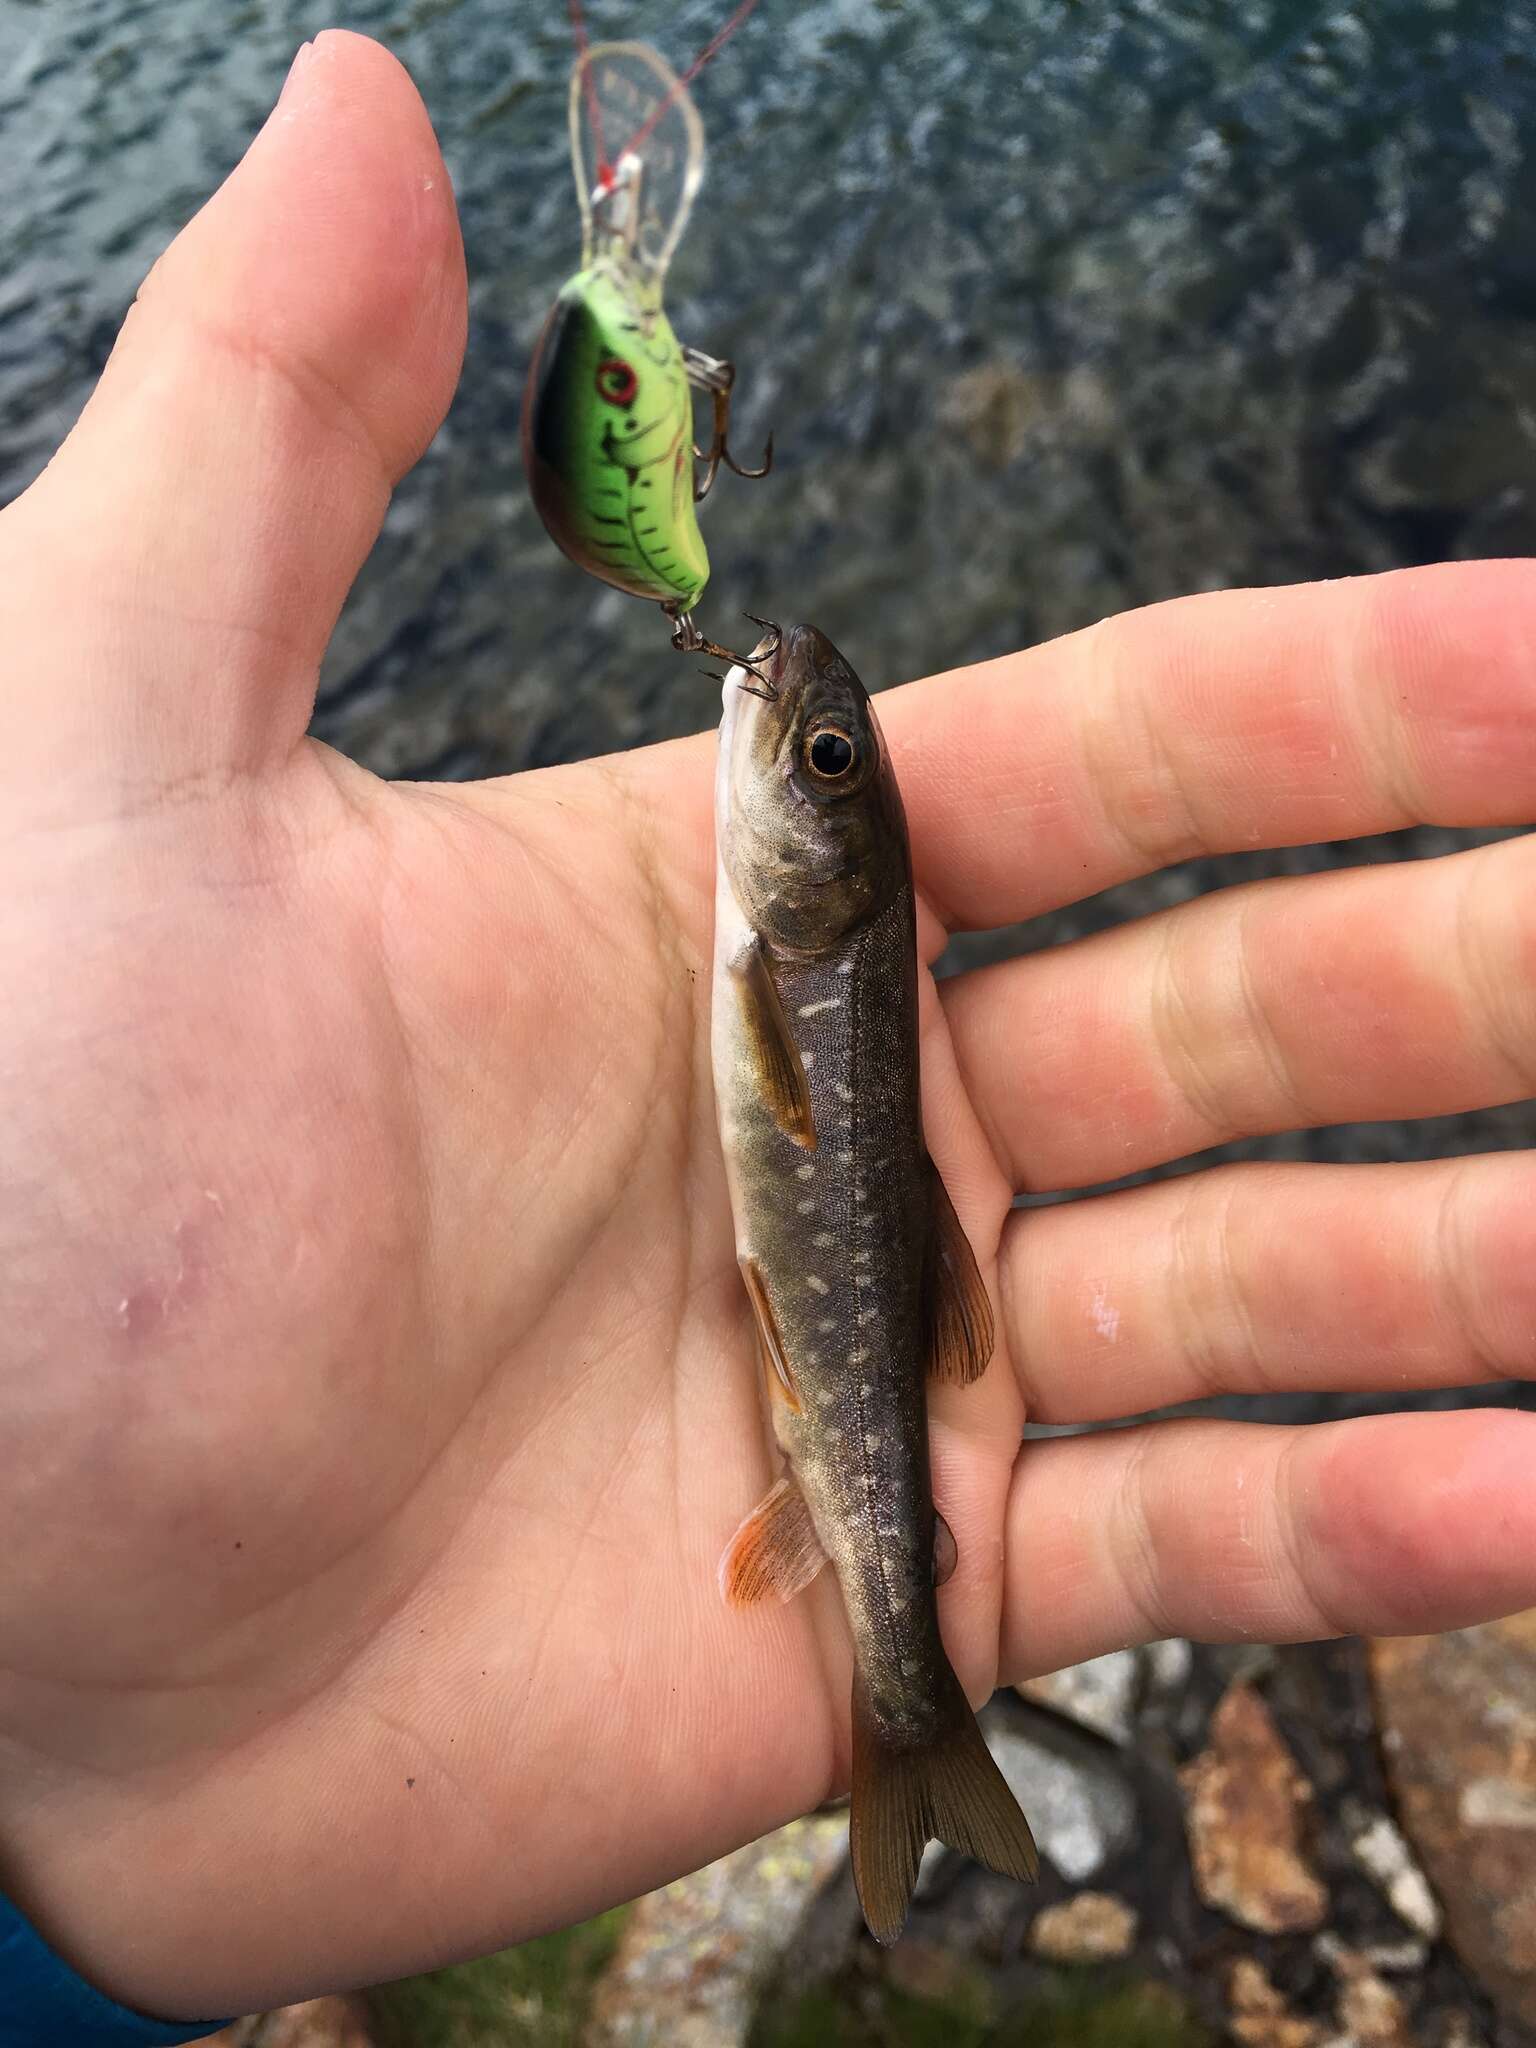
(681, 346, 775, 504)
(665, 605, 780, 697)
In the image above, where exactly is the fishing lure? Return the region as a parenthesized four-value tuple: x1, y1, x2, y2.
(521, 39, 771, 667)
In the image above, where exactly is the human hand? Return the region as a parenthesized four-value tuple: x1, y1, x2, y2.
(1, 30, 1533, 2024)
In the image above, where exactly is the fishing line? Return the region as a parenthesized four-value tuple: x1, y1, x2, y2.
(567, 0, 764, 187)
(568, 0, 612, 184)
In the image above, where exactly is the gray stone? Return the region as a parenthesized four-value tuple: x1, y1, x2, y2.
(1017, 1650, 1140, 1745)
(586, 1814, 849, 2047)
(1146, 1638, 1195, 1693)
(209, 2003, 375, 2048)
(1346, 1806, 1442, 1941)
(982, 1705, 1137, 1884)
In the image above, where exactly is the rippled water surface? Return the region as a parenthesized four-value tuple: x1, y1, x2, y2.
(5, 0, 1536, 773)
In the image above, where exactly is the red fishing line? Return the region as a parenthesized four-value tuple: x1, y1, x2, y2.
(568, 0, 614, 188)
(568, 0, 764, 189)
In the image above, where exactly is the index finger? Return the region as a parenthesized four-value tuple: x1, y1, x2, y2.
(880, 560, 1536, 930)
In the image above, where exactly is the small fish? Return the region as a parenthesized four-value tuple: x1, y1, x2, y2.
(711, 621, 1038, 1944)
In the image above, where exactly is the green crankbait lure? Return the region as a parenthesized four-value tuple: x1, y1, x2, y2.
(521, 41, 772, 665)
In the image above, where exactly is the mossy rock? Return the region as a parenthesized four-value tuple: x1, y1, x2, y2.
(754, 1967, 1208, 2048)
(368, 1911, 627, 2048)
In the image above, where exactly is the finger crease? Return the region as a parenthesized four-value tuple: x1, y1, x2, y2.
(1271, 1431, 1355, 1641)
(1233, 894, 1313, 1127)
(186, 308, 394, 497)
(1149, 920, 1230, 1143)
(1076, 618, 1207, 875)
(1452, 846, 1536, 1102)
(1435, 1158, 1524, 1384)
(1107, 1431, 1177, 1644)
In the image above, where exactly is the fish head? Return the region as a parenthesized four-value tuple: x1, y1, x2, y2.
(717, 623, 908, 955)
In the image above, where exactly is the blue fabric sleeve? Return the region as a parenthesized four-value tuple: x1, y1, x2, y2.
(0, 1892, 232, 2046)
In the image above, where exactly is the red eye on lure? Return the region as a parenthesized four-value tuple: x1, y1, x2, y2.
(521, 0, 775, 679)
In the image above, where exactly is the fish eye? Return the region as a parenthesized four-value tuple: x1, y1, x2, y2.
(805, 727, 856, 780)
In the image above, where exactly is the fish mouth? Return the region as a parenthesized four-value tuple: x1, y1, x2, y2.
(731, 615, 785, 700)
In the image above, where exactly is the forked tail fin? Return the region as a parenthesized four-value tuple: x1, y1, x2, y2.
(849, 1662, 1038, 1945)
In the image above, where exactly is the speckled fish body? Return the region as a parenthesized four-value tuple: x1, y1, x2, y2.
(711, 623, 1037, 1945)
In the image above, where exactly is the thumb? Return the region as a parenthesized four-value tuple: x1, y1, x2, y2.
(2, 31, 466, 810)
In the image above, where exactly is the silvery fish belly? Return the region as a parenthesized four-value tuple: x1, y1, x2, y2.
(710, 621, 1038, 1945)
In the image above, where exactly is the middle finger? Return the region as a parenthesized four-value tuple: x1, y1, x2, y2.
(944, 829, 1536, 1192)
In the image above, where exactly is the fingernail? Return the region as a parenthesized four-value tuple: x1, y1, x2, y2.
(277, 41, 313, 109)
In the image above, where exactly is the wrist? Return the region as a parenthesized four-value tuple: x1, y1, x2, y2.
(0, 1888, 231, 2046)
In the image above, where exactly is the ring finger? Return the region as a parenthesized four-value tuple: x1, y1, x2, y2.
(943, 827, 1536, 1194)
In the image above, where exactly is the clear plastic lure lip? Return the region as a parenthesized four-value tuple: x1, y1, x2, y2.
(569, 42, 704, 286)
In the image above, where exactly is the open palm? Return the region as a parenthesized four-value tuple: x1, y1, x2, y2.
(2, 33, 1533, 2027)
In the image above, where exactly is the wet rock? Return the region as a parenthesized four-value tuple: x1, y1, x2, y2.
(1028, 1891, 1138, 1962)
(1018, 1650, 1140, 1745)
(1145, 1638, 1195, 1694)
(1226, 1957, 1322, 2048)
(208, 2000, 375, 2048)
(883, 1936, 995, 2013)
(937, 362, 1049, 468)
(1345, 1804, 1442, 1941)
(1371, 1613, 1536, 2029)
(585, 1813, 848, 2047)
(983, 1704, 1138, 1884)
(1322, 1941, 1415, 2048)
(1179, 1681, 1329, 1934)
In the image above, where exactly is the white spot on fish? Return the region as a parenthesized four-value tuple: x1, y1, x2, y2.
(837, 1149, 853, 1164)
(890, 1593, 909, 1613)
(858, 1378, 872, 1392)
(859, 1310, 877, 1326)
(837, 958, 855, 974)
(802, 1051, 815, 1069)
(797, 1199, 816, 1214)
(849, 1353, 868, 1368)
(806, 1275, 830, 1296)
(813, 1231, 834, 1249)
(900, 1656, 920, 1676)
(854, 1274, 873, 1288)
(795, 1163, 815, 1181)
(1090, 1282, 1121, 1341)
(864, 1432, 882, 1452)
(852, 1250, 871, 1264)
(834, 1083, 854, 1103)
(817, 1388, 835, 1406)
(854, 1186, 867, 1202)
(818, 1317, 836, 1333)
(798, 998, 842, 1018)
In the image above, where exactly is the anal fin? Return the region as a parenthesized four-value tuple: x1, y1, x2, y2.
(925, 1165, 996, 1386)
(732, 939, 816, 1150)
(718, 1474, 828, 1607)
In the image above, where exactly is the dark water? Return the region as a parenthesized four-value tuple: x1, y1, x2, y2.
(2, 0, 1533, 1409)
(6, 0, 1536, 766)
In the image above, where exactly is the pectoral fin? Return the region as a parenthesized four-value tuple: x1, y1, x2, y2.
(718, 1474, 829, 1607)
(733, 940, 816, 1150)
(925, 1166, 996, 1386)
(741, 1256, 801, 1411)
